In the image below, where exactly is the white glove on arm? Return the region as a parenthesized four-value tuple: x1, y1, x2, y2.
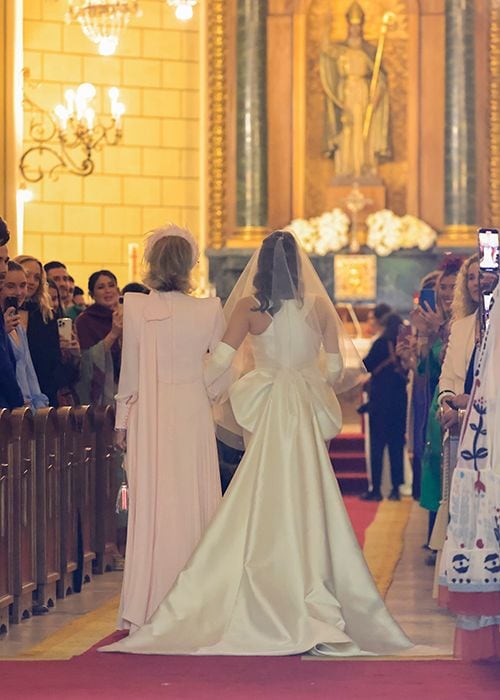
(204, 341, 236, 399)
(325, 352, 343, 386)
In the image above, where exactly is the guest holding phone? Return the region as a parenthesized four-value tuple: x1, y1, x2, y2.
(14, 255, 80, 407)
(0, 261, 48, 410)
(0, 218, 23, 409)
(414, 258, 462, 553)
(438, 255, 480, 431)
(75, 269, 122, 406)
(396, 270, 440, 501)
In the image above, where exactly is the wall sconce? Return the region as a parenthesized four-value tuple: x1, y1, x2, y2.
(167, 0, 198, 22)
(19, 82, 125, 183)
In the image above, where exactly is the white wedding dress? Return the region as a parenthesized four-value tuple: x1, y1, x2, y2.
(101, 298, 411, 656)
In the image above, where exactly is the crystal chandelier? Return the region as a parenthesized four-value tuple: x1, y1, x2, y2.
(20, 82, 125, 182)
(167, 0, 198, 22)
(66, 1, 142, 56)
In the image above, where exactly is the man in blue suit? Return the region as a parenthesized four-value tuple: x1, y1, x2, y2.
(0, 217, 24, 409)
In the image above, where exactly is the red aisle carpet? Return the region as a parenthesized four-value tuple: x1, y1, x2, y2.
(2, 651, 500, 699)
(344, 495, 378, 546)
(3, 498, 498, 698)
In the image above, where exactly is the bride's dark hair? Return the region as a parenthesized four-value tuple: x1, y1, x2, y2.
(252, 230, 301, 315)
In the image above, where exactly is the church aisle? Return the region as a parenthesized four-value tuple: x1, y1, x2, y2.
(385, 503, 455, 655)
(0, 500, 454, 661)
(0, 572, 123, 659)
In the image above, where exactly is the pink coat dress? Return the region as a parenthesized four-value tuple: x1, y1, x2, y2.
(115, 290, 225, 630)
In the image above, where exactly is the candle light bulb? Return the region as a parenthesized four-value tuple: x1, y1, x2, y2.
(65, 89, 76, 116)
(78, 83, 96, 101)
(98, 36, 118, 56)
(54, 104, 69, 130)
(113, 102, 125, 128)
(175, 3, 194, 21)
(85, 108, 95, 130)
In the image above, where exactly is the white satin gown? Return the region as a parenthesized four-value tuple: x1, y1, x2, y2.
(101, 299, 412, 656)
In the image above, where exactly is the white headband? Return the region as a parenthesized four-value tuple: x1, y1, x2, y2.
(144, 224, 199, 268)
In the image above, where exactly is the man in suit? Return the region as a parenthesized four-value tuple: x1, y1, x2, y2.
(0, 217, 24, 409)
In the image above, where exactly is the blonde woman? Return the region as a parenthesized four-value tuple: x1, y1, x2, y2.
(439, 254, 480, 430)
(114, 224, 225, 632)
(15, 254, 78, 407)
(413, 259, 462, 547)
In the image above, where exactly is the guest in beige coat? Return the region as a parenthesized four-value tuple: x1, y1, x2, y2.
(439, 254, 479, 429)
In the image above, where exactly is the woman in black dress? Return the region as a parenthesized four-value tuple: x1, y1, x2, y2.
(362, 313, 408, 501)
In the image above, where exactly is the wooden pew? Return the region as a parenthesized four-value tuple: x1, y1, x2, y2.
(34, 407, 60, 610)
(74, 406, 96, 586)
(10, 408, 36, 623)
(0, 410, 13, 634)
(57, 407, 78, 599)
(94, 405, 120, 574)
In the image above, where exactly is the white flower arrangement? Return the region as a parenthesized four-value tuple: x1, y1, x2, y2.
(287, 208, 437, 257)
(365, 209, 437, 257)
(288, 208, 350, 255)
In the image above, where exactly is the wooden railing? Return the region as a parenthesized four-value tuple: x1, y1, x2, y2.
(0, 405, 122, 635)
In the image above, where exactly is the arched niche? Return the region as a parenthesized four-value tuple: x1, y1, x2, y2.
(266, 0, 446, 230)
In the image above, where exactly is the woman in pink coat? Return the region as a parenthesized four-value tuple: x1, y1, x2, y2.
(114, 224, 224, 631)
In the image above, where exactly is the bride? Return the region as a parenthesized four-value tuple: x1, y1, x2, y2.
(101, 230, 412, 656)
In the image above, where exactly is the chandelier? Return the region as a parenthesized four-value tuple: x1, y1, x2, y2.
(167, 0, 198, 22)
(66, 1, 142, 56)
(20, 82, 125, 182)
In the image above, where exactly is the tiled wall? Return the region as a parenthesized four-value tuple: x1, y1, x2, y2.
(22, 0, 200, 290)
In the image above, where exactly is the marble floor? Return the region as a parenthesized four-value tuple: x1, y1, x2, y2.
(0, 571, 123, 659)
(385, 503, 455, 656)
(0, 502, 455, 659)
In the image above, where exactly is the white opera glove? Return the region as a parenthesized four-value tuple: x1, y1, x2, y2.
(114, 393, 138, 430)
(204, 341, 236, 400)
(325, 352, 343, 386)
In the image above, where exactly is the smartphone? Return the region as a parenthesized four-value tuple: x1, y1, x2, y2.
(3, 295, 19, 314)
(478, 228, 499, 271)
(57, 317, 73, 342)
(397, 323, 412, 344)
(418, 288, 436, 312)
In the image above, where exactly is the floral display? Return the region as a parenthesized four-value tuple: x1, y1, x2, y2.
(288, 208, 350, 254)
(365, 209, 437, 257)
(287, 208, 437, 257)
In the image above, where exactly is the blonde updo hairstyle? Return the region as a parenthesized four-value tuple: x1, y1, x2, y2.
(143, 235, 193, 294)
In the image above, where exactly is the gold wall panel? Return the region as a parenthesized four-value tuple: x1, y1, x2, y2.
(207, 0, 227, 249)
(490, 0, 500, 224)
(334, 254, 377, 301)
(305, 0, 409, 218)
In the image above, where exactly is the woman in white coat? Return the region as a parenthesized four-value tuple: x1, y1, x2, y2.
(114, 224, 225, 632)
(439, 254, 479, 428)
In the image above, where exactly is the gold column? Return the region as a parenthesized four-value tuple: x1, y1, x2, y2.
(206, 0, 227, 249)
(440, 0, 477, 247)
(2, 0, 24, 252)
(490, 0, 500, 225)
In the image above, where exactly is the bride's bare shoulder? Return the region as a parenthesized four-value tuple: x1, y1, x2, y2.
(235, 296, 256, 311)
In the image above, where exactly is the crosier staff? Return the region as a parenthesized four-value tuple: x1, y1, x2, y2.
(362, 11, 396, 143)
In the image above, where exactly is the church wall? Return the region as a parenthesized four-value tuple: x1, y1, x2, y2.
(21, 0, 201, 289)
